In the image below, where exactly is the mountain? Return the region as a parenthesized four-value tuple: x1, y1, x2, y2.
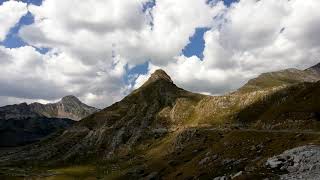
(1, 67, 320, 179)
(238, 63, 320, 92)
(0, 103, 40, 120)
(0, 103, 72, 147)
(30, 95, 99, 121)
(0, 95, 98, 147)
(0, 70, 206, 162)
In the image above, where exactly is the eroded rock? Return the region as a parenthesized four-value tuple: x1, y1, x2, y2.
(266, 145, 320, 179)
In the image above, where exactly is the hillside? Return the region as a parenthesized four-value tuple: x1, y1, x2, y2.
(1, 68, 320, 179)
(238, 63, 320, 93)
(0, 117, 74, 147)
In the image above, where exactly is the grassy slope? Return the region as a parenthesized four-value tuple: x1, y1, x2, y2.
(2, 128, 319, 179)
(2, 69, 320, 179)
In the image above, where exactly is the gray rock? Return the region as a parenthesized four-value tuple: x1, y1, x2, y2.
(266, 145, 320, 179)
(213, 176, 229, 180)
(145, 171, 159, 180)
(199, 157, 211, 166)
(231, 171, 243, 179)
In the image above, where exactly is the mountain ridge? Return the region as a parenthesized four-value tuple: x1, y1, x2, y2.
(238, 63, 320, 93)
(2, 65, 320, 179)
(29, 95, 99, 121)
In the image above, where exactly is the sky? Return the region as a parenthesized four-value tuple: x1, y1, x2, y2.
(0, 0, 320, 108)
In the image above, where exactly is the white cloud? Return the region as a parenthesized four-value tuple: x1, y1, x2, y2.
(134, 0, 320, 95)
(0, 45, 128, 108)
(11, 0, 224, 107)
(0, 1, 27, 41)
(20, 0, 224, 65)
(2, 0, 320, 108)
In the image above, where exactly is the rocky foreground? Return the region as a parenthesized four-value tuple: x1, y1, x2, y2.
(267, 145, 320, 180)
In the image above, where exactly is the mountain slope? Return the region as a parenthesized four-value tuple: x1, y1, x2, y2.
(2, 68, 320, 179)
(30, 95, 99, 121)
(0, 70, 205, 164)
(0, 117, 74, 147)
(238, 63, 320, 93)
(237, 81, 320, 130)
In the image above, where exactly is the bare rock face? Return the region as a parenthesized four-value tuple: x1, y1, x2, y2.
(140, 69, 173, 88)
(30, 95, 99, 121)
(266, 145, 320, 180)
(147, 69, 173, 83)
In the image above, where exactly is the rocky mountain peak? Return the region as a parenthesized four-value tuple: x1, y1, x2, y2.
(146, 69, 173, 84)
(61, 95, 81, 104)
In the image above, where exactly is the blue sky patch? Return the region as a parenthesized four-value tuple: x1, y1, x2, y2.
(124, 62, 149, 85)
(143, 0, 155, 12)
(0, 0, 42, 6)
(0, 12, 34, 48)
(182, 27, 210, 60)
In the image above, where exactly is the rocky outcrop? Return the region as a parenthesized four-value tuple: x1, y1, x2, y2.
(266, 145, 320, 179)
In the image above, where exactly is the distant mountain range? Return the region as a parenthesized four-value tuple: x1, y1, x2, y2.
(0, 96, 98, 147)
(1, 64, 320, 179)
(29, 95, 99, 121)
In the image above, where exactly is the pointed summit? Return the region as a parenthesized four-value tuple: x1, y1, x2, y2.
(146, 69, 173, 84)
(61, 95, 81, 104)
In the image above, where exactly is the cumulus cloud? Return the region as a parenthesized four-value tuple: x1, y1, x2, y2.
(2, 0, 320, 108)
(135, 0, 320, 95)
(19, 0, 225, 65)
(12, 0, 223, 107)
(0, 45, 128, 108)
(0, 1, 27, 41)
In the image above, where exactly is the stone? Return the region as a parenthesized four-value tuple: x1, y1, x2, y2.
(213, 176, 229, 180)
(231, 171, 243, 179)
(266, 145, 320, 179)
(145, 171, 159, 180)
(198, 157, 211, 166)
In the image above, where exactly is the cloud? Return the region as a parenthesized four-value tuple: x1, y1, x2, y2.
(0, 45, 128, 108)
(12, 0, 224, 107)
(0, 1, 27, 41)
(2, 0, 320, 108)
(20, 0, 225, 65)
(135, 0, 320, 95)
